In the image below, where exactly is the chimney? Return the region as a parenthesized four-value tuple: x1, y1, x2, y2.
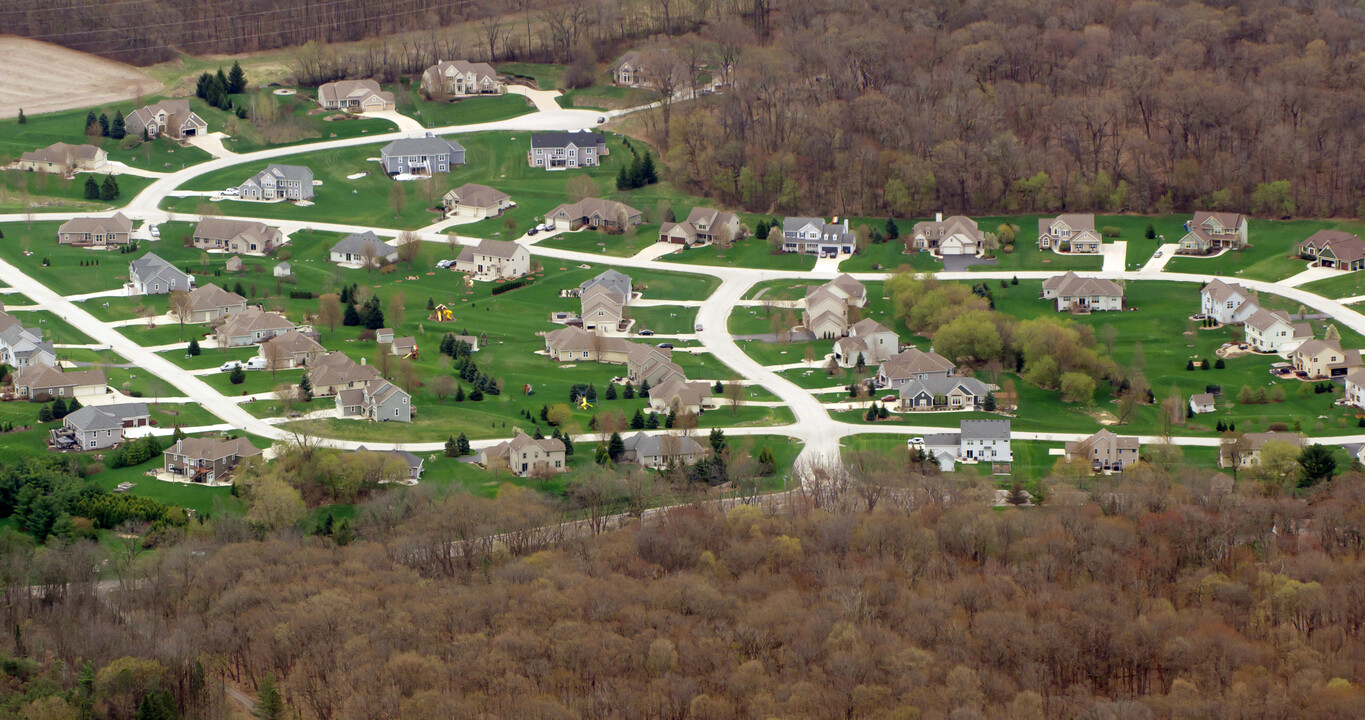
(935, 212, 943, 222)
(843, 219, 849, 231)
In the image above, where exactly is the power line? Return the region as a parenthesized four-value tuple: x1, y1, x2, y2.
(11, 0, 479, 46)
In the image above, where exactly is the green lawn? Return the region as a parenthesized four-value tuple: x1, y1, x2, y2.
(392, 90, 536, 128)
(196, 92, 396, 155)
(1298, 271, 1365, 301)
(629, 305, 696, 334)
(1163, 219, 1365, 282)
(557, 83, 657, 111)
(536, 229, 658, 258)
(0, 100, 214, 170)
(0, 170, 155, 214)
(660, 236, 817, 271)
(15, 310, 96, 345)
(157, 346, 262, 370)
(200, 367, 305, 396)
(496, 63, 566, 91)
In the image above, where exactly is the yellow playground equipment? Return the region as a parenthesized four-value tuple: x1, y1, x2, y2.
(429, 304, 454, 322)
(577, 396, 594, 410)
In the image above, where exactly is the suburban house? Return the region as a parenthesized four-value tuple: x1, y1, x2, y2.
(627, 344, 685, 387)
(0, 312, 56, 370)
(780, 217, 856, 255)
(1200, 279, 1259, 325)
(1189, 393, 1217, 414)
(336, 379, 411, 423)
(1065, 429, 1140, 473)
(924, 419, 1012, 466)
(1037, 214, 1102, 253)
(527, 132, 608, 170)
(803, 276, 867, 340)
(18, 142, 107, 174)
(185, 284, 247, 324)
(214, 309, 295, 347)
(238, 164, 315, 201)
(545, 198, 643, 231)
(259, 331, 325, 369)
(379, 134, 465, 175)
(611, 52, 648, 86)
(163, 437, 262, 483)
(825, 274, 868, 307)
(330, 231, 398, 266)
(273, 262, 291, 278)
(623, 432, 709, 469)
(1178, 211, 1249, 254)
(354, 446, 425, 481)
(316, 79, 395, 111)
(1289, 338, 1362, 379)
(129, 252, 193, 295)
(126, 99, 206, 140)
(833, 318, 899, 368)
(1345, 370, 1365, 411)
(909, 214, 984, 255)
(659, 207, 741, 246)
(421, 60, 501, 97)
(192, 218, 282, 255)
(12, 366, 106, 399)
(1041, 272, 1124, 312)
(454, 238, 530, 280)
(479, 432, 566, 477)
(579, 270, 633, 331)
(306, 352, 382, 397)
(1299, 230, 1365, 271)
(896, 376, 990, 412)
(648, 378, 713, 415)
(443, 183, 512, 218)
(1243, 308, 1309, 354)
(52, 403, 150, 451)
(57, 213, 132, 247)
(1220, 432, 1302, 469)
(543, 327, 634, 363)
(875, 348, 956, 390)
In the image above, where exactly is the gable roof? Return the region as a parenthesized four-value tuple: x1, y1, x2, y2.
(187, 283, 246, 312)
(1243, 307, 1293, 332)
(470, 238, 524, 259)
(649, 378, 712, 407)
(1039, 213, 1096, 235)
(1240, 432, 1302, 451)
(548, 198, 641, 222)
(613, 51, 643, 70)
(263, 330, 324, 355)
(1193, 210, 1246, 229)
(380, 134, 464, 157)
(64, 402, 149, 432)
(59, 213, 132, 236)
(1310, 231, 1365, 265)
(878, 348, 955, 378)
(961, 419, 1010, 440)
(331, 230, 397, 258)
(849, 318, 894, 337)
(245, 163, 313, 185)
(193, 217, 280, 243)
(216, 309, 294, 338)
(898, 376, 989, 399)
(445, 183, 509, 208)
(14, 365, 105, 390)
(428, 60, 498, 82)
(318, 79, 395, 106)
(1190, 392, 1216, 406)
(1202, 279, 1248, 304)
(21, 142, 102, 165)
(531, 131, 605, 149)
(580, 269, 632, 299)
(307, 351, 381, 387)
(827, 274, 867, 302)
(1042, 271, 1124, 298)
(167, 436, 262, 461)
(129, 252, 190, 287)
(623, 431, 706, 457)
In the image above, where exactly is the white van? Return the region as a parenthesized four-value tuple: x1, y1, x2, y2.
(244, 357, 268, 371)
(219, 360, 243, 372)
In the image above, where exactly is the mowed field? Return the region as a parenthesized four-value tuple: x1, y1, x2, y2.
(0, 38, 162, 119)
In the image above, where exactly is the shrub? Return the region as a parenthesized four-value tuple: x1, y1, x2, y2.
(1268, 421, 1290, 432)
(229, 367, 246, 385)
(1101, 226, 1122, 237)
(358, 329, 376, 341)
(288, 290, 314, 300)
(491, 277, 534, 295)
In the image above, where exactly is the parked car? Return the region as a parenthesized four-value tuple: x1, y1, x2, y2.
(219, 361, 243, 372)
(694, 324, 704, 332)
(436, 259, 453, 269)
(221, 187, 240, 196)
(244, 357, 268, 370)
(638, 329, 654, 336)
(527, 228, 539, 236)
(148, 224, 160, 238)
(907, 437, 925, 447)
(540, 222, 555, 232)
(657, 343, 674, 349)
(1153, 250, 1163, 257)
(597, 116, 606, 124)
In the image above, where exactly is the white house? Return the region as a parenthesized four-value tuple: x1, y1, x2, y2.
(1200, 279, 1259, 325)
(1346, 370, 1365, 411)
(1243, 308, 1308, 355)
(1041, 272, 1124, 312)
(1189, 393, 1217, 414)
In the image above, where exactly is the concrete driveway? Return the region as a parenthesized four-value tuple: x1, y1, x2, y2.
(940, 254, 998, 272)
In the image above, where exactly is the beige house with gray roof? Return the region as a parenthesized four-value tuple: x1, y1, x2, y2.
(57, 213, 132, 247)
(214, 309, 294, 347)
(259, 331, 325, 369)
(454, 238, 529, 280)
(185, 284, 247, 324)
(18, 142, 106, 174)
(1041, 272, 1124, 312)
(479, 431, 566, 476)
(422, 60, 502, 97)
(317, 79, 395, 111)
(193, 218, 282, 255)
(1037, 214, 1101, 253)
(126, 99, 206, 141)
(306, 352, 382, 397)
(1065, 429, 1140, 473)
(443, 183, 512, 218)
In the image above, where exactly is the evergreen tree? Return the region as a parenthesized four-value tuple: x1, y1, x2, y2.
(229, 366, 246, 384)
(67, 397, 81, 413)
(623, 382, 635, 399)
(85, 111, 96, 133)
(640, 379, 650, 397)
(878, 404, 889, 419)
(605, 383, 617, 400)
(586, 383, 597, 402)
(100, 175, 118, 201)
(665, 408, 675, 428)
(984, 392, 996, 411)
(298, 373, 313, 401)
(456, 432, 471, 455)
(135, 685, 176, 720)
(539, 404, 549, 421)
(640, 152, 658, 184)
(754, 219, 769, 241)
(233, 281, 246, 296)
(37, 404, 52, 423)
(228, 60, 247, 93)
(469, 387, 484, 401)
(110, 110, 126, 140)
(709, 427, 727, 454)
(713, 379, 724, 393)
(84, 175, 100, 200)
(645, 412, 659, 429)
(15, 109, 24, 124)
(616, 164, 631, 191)
(363, 296, 385, 330)
(51, 397, 67, 419)
(98, 113, 109, 137)
(561, 433, 574, 456)
(343, 303, 361, 326)
(454, 385, 465, 402)
(187, 339, 201, 356)
(607, 432, 625, 462)
(445, 435, 460, 457)
(630, 409, 645, 429)
(1145, 223, 1156, 239)
(254, 673, 284, 720)
(885, 216, 900, 239)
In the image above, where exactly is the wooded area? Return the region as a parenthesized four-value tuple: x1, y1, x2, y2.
(8, 458, 1365, 719)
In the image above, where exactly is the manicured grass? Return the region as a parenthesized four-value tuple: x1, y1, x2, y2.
(16, 310, 96, 345)
(777, 366, 849, 390)
(194, 92, 397, 155)
(157, 346, 261, 370)
(1298, 271, 1365, 301)
(1163, 219, 1365, 282)
(497, 63, 566, 91)
(739, 339, 831, 367)
(200, 366, 305, 396)
(839, 244, 939, 273)
(0, 170, 155, 214)
(536, 229, 658, 258)
(0, 220, 133, 295)
(629, 305, 696, 334)
(0, 100, 214, 170)
(660, 236, 817, 271)
(393, 91, 536, 128)
(558, 83, 657, 110)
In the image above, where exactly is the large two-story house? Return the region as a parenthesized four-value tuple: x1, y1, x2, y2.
(443, 183, 512, 219)
(163, 436, 262, 483)
(238, 164, 314, 201)
(185, 283, 247, 324)
(875, 348, 956, 390)
(306, 352, 382, 397)
(260, 331, 325, 369)
(126, 99, 207, 140)
(1065, 429, 1140, 473)
(379, 134, 465, 175)
(57, 213, 132, 247)
(337, 379, 412, 423)
(1243, 308, 1308, 355)
(214, 309, 295, 347)
(1289, 338, 1362, 379)
(1299, 230, 1365, 271)
(1200, 279, 1259, 325)
(781, 217, 855, 256)
(910, 214, 985, 256)
(528, 132, 608, 170)
(802, 275, 867, 339)
(611, 52, 648, 86)
(479, 432, 566, 477)
(129, 252, 193, 295)
(0, 312, 55, 370)
(659, 207, 741, 246)
(923, 419, 1012, 468)
(1178, 211, 1249, 254)
(421, 60, 502, 97)
(1037, 213, 1102, 253)
(454, 239, 530, 280)
(52, 403, 150, 451)
(833, 318, 899, 368)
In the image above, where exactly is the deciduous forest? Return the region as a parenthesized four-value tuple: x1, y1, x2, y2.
(8, 462, 1365, 719)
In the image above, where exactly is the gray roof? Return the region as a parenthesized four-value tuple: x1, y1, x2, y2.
(961, 419, 1010, 440)
(923, 432, 961, 448)
(898, 376, 989, 399)
(380, 134, 464, 157)
(530, 131, 604, 149)
(623, 431, 706, 457)
(129, 252, 191, 288)
(64, 402, 149, 432)
(580, 269, 632, 298)
(331, 231, 398, 258)
(783, 217, 824, 233)
(246, 163, 313, 184)
(356, 446, 424, 473)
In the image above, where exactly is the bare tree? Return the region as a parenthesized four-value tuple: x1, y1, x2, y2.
(317, 293, 342, 337)
(168, 290, 193, 338)
(263, 338, 289, 378)
(479, 13, 506, 60)
(724, 379, 744, 417)
(388, 293, 406, 330)
(359, 241, 379, 274)
(567, 175, 597, 202)
(396, 231, 422, 268)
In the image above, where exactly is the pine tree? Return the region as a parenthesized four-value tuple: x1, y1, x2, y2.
(229, 366, 246, 384)
(445, 435, 460, 457)
(561, 434, 574, 456)
(67, 397, 81, 413)
(454, 385, 465, 402)
(15, 109, 24, 124)
(586, 383, 597, 402)
(623, 382, 635, 399)
(37, 404, 52, 423)
(607, 432, 625, 462)
(51, 397, 67, 419)
(640, 152, 658, 184)
(713, 379, 724, 393)
(630, 409, 645, 429)
(885, 216, 900, 239)
(136, 685, 176, 720)
(254, 673, 284, 720)
(539, 404, 549, 421)
(188, 339, 201, 356)
(100, 175, 118, 201)
(469, 387, 484, 401)
(110, 110, 126, 140)
(709, 427, 726, 454)
(616, 164, 631, 191)
(343, 303, 361, 326)
(640, 379, 650, 397)
(85, 111, 96, 133)
(98, 113, 109, 137)
(427, 297, 435, 311)
(645, 412, 659, 429)
(605, 383, 617, 400)
(228, 60, 247, 93)
(456, 432, 471, 455)
(1145, 223, 1156, 239)
(298, 373, 313, 400)
(84, 175, 100, 200)
(665, 408, 675, 428)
